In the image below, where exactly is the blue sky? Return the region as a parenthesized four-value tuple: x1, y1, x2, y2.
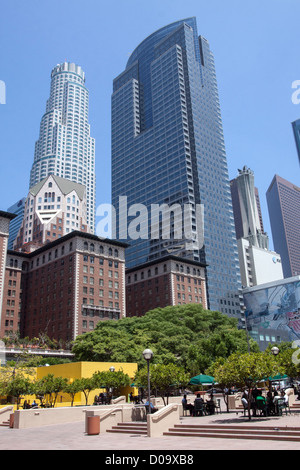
(0, 0, 299, 250)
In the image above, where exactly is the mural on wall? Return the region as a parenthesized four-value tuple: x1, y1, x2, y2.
(244, 279, 300, 341)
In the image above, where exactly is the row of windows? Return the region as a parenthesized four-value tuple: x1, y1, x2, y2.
(83, 241, 119, 258)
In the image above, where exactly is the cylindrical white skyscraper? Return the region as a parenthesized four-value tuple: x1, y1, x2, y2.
(30, 62, 96, 233)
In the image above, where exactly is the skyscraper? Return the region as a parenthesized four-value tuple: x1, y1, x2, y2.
(111, 18, 242, 314)
(230, 166, 283, 287)
(292, 119, 300, 164)
(230, 166, 269, 250)
(266, 174, 300, 278)
(7, 198, 26, 249)
(30, 62, 96, 233)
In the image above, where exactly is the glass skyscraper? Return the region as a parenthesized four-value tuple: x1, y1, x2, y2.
(292, 119, 300, 165)
(111, 18, 242, 314)
(266, 174, 300, 278)
(30, 62, 96, 233)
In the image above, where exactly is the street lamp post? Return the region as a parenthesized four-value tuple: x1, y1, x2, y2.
(109, 366, 115, 397)
(269, 346, 280, 393)
(143, 348, 153, 414)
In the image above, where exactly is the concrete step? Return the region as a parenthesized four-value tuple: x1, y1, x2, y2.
(107, 422, 147, 435)
(164, 424, 300, 442)
(0, 421, 10, 427)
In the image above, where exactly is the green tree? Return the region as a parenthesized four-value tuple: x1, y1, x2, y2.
(265, 342, 300, 380)
(33, 374, 68, 407)
(92, 369, 131, 398)
(1, 375, 32, 409)
(134, 363, 190, 405)
(211, 352, 284, 420)
(0, 359, 36, 409)
(63, 379, 83, 407)
(72, 305, 254, 373)
(75, 377, 96, 406)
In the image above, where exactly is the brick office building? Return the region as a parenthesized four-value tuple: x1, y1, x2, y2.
(0, 211, 17, 336)
(126, 256, 207, 317)
(0, 231, 127, 343)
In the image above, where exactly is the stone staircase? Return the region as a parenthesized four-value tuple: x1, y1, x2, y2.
(107, 422, 147, 435)
(0, 419, 10, 427)
(163, 423, 300, 442)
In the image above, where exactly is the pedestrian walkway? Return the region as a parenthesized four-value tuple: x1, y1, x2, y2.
(1, 410, 300, 450)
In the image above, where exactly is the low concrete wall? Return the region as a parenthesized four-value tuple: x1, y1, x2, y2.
(111, 395, 126, 405)
(0, 406, 14, 423)
(85, 408, 124, 433)
(14, 405, 91, 429)
(147, 404, 180, 438)
(13, 403, 146, 429)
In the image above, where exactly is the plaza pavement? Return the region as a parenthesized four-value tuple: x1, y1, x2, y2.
(1, 410, 300, 451)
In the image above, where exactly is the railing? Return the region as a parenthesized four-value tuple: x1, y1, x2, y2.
(151, 404, 178, 423)
(147, 403, 180, 437)
(0, 405, 14, 423)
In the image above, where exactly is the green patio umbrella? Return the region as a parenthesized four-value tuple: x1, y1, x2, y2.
(268, 374, 289, 381)
(189, 374, 215, 386)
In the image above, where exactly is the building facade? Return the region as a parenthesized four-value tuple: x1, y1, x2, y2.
(230, 166, 283, 287)
(237, 238, 283, 288)
(29, 62, 96, 233)
(7, 198, 26, 250)
(230, 166, 269, 249)
(111, 17, 242, 315)
(0, 231, 127, 342)
(243, 276, 300, 350)
(266, 175, 300, 278)
(126, 256, 207, 317)
(14, 175, 89, 251)
(0, 211, 17, 334)
(292, 119, 300, 165)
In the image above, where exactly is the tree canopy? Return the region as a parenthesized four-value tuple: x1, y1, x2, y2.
(72, 304, 258, 374)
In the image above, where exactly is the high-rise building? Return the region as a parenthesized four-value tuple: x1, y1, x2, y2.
(0, 231, 127, 340)
(111, 18, 242, 315)
(126, 256, 207, 317)
(14, 175, 89, 251)
(30, 62, 96, 233)
(266, 175, 300, 278)
(292, 119, 300, 164)
(7, 198, 26, 249)
(230, 166, 269, 250)
(0, 211, 16, 332)
(230, 166, 283, 288)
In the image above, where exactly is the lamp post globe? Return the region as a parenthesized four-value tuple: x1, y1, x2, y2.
(271, 346, 279, 356)
(143, 348, 153, 361)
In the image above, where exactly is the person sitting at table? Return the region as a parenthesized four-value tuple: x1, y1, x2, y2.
(266, 390, 275, 415)
(256, 390, 268, 416)
(145, 400, 158, 413)
(205, 397, 216, 415)
(182, 394, 195, 416)
(193, 394, 205, 416)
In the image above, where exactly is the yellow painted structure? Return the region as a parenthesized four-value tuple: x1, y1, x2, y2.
(36, 361, 138, 406)
(0, 361, 138, 408)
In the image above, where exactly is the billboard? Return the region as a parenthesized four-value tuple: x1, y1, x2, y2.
(243, 277, 300, 342)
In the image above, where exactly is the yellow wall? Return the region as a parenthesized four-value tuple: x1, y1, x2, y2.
(36, 361, 138, 405)
(1, 362, 138, 408)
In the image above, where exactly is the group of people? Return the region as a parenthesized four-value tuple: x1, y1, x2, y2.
(241, 387, 290, 416)
(23, 400, 38, 409)
(93, 392, 112, 405)
(182, 393, 216, 416)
